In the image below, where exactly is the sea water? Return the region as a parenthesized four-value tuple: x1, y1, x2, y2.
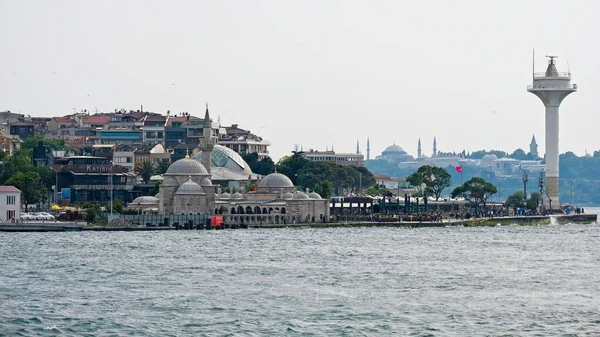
(1, 211, 599, 336)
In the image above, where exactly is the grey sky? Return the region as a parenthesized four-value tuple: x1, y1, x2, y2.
(1, 0, 598, 161)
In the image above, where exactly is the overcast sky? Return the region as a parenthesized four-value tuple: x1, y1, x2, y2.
(1, 0, 598, 161)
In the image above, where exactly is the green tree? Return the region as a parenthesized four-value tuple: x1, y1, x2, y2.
(313, 180, 334, 199)
(83, 203, 101, 223)
(406, 165, 451, 201)
(505, 191, 526, 211)
(255, 156, 276, 176)
(451, 177, 497, 210)
(150, 181, 162, 195)
(21, 134, 65, 151)
(5, 171, 46, 211)
(156, 160, 170, 175)
(244, 153, 276, 175)
(510, 148, 528, 160)
(112, 200, 124, 214)
(276, 153, 310, 185)
(135, 161, 157, 184)
(526, 192, 542, 211)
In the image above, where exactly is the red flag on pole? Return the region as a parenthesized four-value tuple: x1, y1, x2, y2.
(455, 165, 463, 173)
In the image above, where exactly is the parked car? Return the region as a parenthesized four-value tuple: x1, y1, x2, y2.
(38, 212, 56, 221)
(31, 212, 54, 221)
(20, 213, 34, 221)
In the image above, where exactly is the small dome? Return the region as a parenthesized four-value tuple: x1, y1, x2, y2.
(294, 192, 309, 200)
(259, 172, 294, 188)
(200, 178, 212, 186)
(154, 193, 160, 198)
(163, 176, 178, 186)
(220, 192, 231, 199)
(308, 192, 322, 199)
(166, 157, 208, 176)
(175, 180, 205, 195)
(231, 192, 243, 199)
(131, 196, 159, 205)
(282, 192, 294, 199)
(215, 193, 220, 199)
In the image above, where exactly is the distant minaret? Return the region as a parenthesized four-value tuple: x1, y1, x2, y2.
(528, 54, 577, 208)
(529, 134, 538, 158)
(200, 103, 217, 174)
(356, 139, 360, 154)
(417, 137, 422, 157)
(433, 136, 437, 157)
(366, 137, 370, 160)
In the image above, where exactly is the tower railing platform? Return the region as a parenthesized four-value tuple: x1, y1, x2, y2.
(527, 83, 577, 90)
(533, 72, 571, 78)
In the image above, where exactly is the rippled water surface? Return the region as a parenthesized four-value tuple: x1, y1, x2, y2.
(2, 219, 600, 336)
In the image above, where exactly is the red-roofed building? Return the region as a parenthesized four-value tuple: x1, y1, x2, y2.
(47, 117, 76, 132)
(82, 115, 110, 128)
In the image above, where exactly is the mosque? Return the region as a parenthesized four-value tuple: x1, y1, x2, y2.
(130, 107, 329, 225)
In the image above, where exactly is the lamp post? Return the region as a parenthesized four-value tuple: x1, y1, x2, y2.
(522, 171, 528, 200)
(538, 171, 545, 213)
(110, 161, 114, 215)
(569, 180, 574, 205)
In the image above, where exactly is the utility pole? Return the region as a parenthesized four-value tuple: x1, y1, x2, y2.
(570, 180, 574, 204)
(110, 162, 114, 215)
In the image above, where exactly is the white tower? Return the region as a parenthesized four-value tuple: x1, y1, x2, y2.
(528, 55, 577, 209)
(200, 104, 217, 174)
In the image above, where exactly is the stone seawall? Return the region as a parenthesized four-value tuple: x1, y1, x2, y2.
(250, 213, 597, 229)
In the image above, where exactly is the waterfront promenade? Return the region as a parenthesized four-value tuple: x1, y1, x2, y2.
(0, 213, 596, 232)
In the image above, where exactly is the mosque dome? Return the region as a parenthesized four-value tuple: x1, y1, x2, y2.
(175, 180, 205, 195)
(166, 156, 208, 176)
(294, 192, 309, 200)
(193, 144, 253, 175)
(131, 196, 159, 205)
(259, 172, 294, 188)
(383, 144, 406, 154)
(482, 154, 498, 162)
(282, 192, 294, 199)
(308, 192, 322, 199)
(163, 176, 179, 186)
(154, 193, 160, 199)
(200, 178, 212, 186)
(231, 191, 243, 199)
(220, 192, 231, 199)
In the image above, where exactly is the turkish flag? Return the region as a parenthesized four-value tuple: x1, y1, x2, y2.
(455, 165, 463, 173)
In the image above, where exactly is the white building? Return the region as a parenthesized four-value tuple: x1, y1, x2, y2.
(302, 149, 364, 167)
(0, 186, 21, 222)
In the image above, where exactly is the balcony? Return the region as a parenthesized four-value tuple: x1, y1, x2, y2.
(527, 83, 577, 90)
(533, 72, 571, 78)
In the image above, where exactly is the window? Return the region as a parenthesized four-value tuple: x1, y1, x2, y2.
(6, 195, 15, 205)
(6, 210, 15, 220)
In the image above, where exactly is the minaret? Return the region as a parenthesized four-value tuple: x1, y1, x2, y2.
(200, 103, 217, 174)
(366, 137, 370, 160)
(417, 137, 422, 157)
(528, 55, 577, 209)
(356, 139, 360, 154)
(529, 134, 538, 158)
(432, 136, 437, 158)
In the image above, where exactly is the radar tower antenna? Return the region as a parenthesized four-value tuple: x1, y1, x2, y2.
(532, 47, 535, 80)
(546, 55, 558, 65)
